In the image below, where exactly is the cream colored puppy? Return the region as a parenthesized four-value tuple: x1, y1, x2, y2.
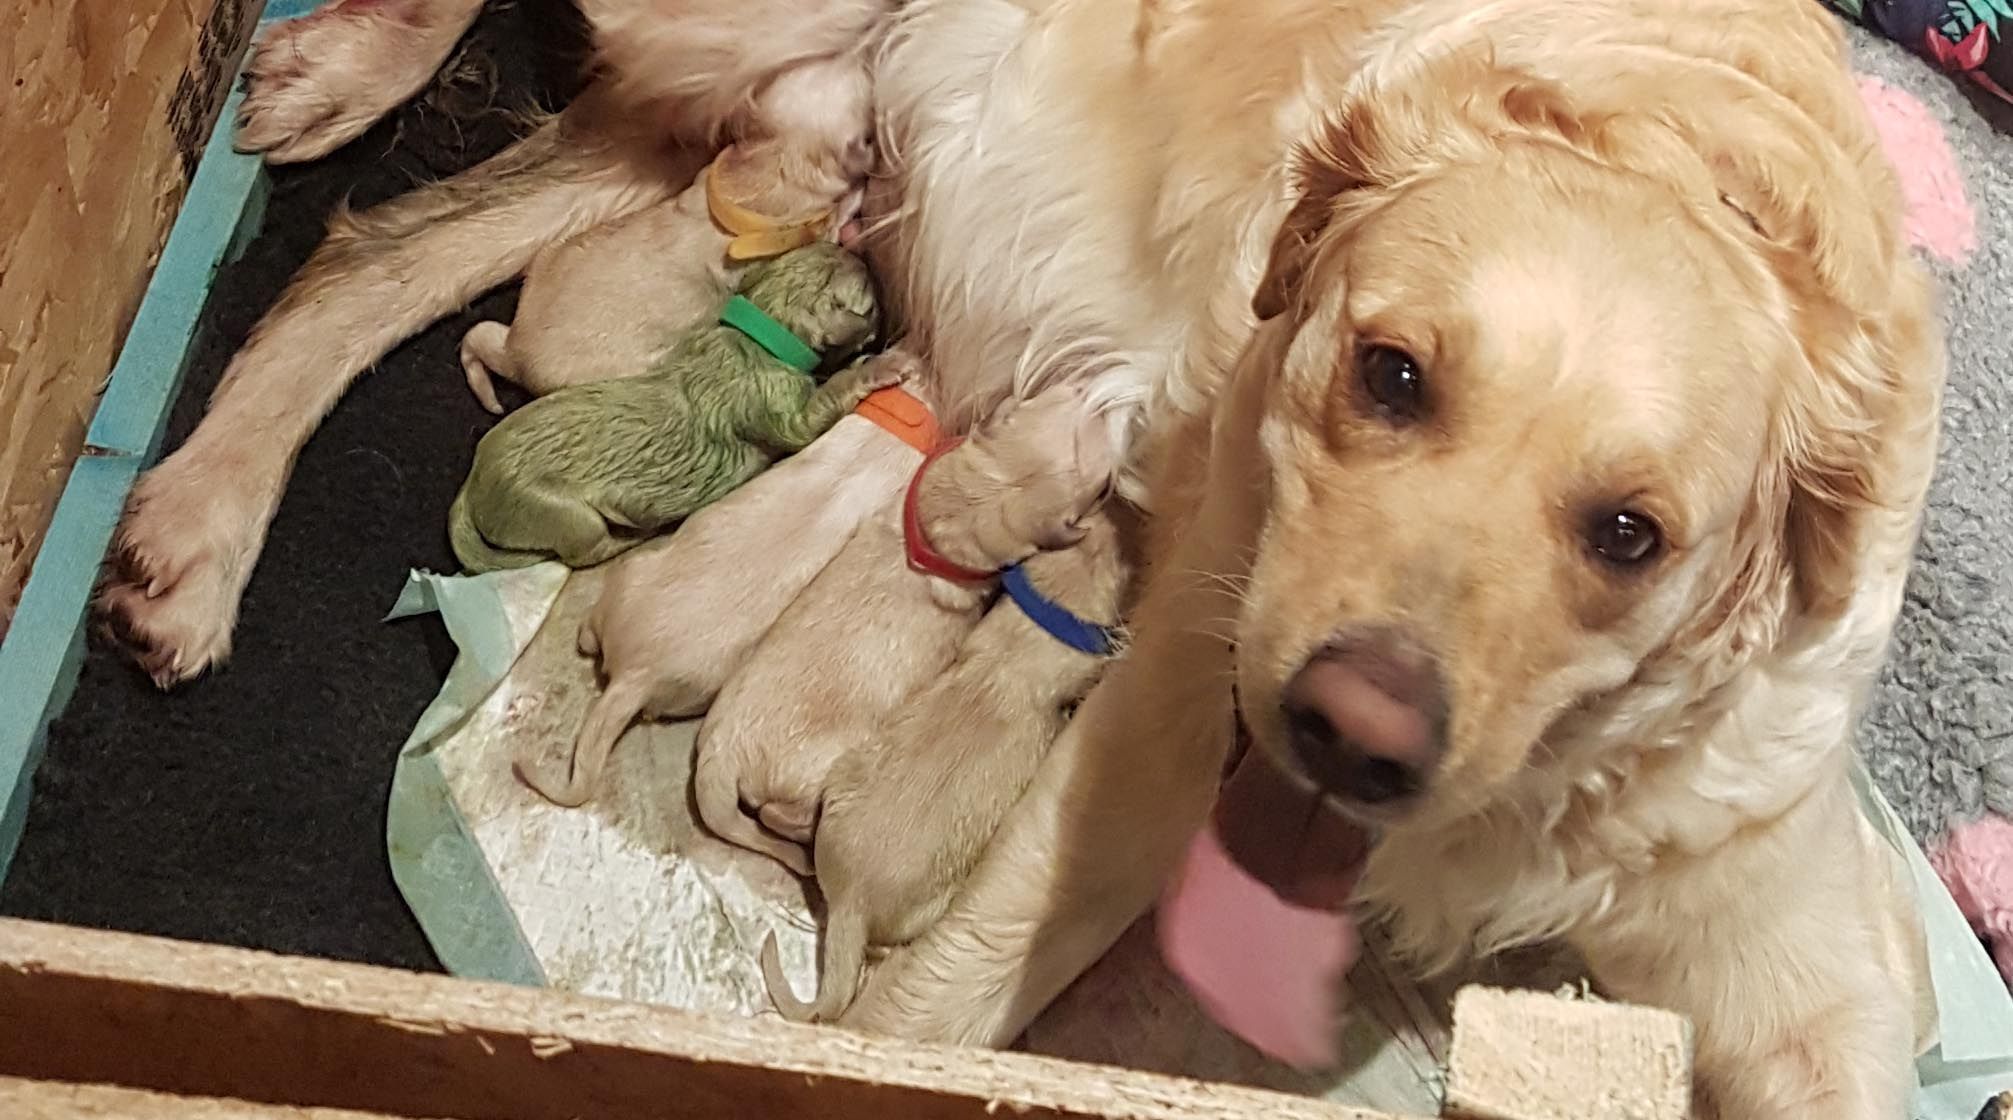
(761, 503, 1134, 1023)
(691, 384, 1115, 872)
(516, 350, 928, 808)
(457, 139, 856, 414)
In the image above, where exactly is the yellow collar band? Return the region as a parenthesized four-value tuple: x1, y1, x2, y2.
(706, 164, 833, 262)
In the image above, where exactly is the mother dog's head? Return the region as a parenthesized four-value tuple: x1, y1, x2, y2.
(1230, 37, 1941, 830)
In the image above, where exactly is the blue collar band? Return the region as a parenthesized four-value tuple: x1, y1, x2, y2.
(1002, 563, 1120, 656)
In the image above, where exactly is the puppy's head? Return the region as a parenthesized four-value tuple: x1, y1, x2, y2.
(703, 59, 875, 240)
(741, 242, 882, 358)
(712, 132, 865, 242)
(917, 384, 1120, 573)
(1232, 47, 1936, 829)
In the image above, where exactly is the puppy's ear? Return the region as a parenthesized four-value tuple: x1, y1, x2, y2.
(1061, 400, 1123, 533)
(712, 138, 827, 218)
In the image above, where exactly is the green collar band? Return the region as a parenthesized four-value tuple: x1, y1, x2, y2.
(720, 295, 820, 373)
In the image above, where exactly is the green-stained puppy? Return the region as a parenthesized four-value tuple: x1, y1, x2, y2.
(448, 242, 886, 572)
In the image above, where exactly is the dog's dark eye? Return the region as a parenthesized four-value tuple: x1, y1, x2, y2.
(1357, 345, 1425, 422)
(1587, 510, 1663, 567)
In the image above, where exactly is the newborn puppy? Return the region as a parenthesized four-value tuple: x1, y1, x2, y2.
(909, 382, 1122, 581)
(457, 138, 857, 414)
(448, 243, 883, 572)
(761, 504, 1134, 1023)
(691, 386, 1112, 873)
(518, 350, 930, 809)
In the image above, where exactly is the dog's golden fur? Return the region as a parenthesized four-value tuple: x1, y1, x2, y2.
(830, 1, 1944, 1115)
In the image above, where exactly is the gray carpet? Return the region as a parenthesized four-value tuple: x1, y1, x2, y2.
(1848, 28, 2013, 844)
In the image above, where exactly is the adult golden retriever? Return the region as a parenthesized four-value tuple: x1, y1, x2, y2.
(115, 0, 1943, 1112)
(826, 0, 1943, 1115)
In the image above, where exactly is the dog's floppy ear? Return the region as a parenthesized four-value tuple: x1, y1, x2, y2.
(1686, 97, 1933, 620)
(1770, 298, 1935, 619)
(1253, 182, 1343, 322)
(1252, 107, 1379, 323)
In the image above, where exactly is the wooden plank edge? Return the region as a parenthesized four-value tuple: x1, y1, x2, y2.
(0, 1077, 435, 1120)
(0, 918, 1409, 1120)
(0, 72, 269, 883)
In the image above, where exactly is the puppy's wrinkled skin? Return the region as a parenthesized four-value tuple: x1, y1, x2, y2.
(690, 412, 1089, 874)
(762, 505, 1135, 1023)
(448, 243, 884, 572)
(459, 139, 860, 414)
(108, 26, 876, 687)
(518, 350, 930, 809)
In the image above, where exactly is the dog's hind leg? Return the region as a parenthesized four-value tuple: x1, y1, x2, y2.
(101, 108, 705, 688)
(692, 744, 814, 876)
(237, 0, 489, 164)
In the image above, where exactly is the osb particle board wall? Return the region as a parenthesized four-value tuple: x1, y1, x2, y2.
(0, 0, 259, 635)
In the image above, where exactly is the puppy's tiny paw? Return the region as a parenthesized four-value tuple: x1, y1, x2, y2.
(874, 348, 928, 383)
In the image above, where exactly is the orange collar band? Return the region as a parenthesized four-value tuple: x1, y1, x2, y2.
(854, 386, 942, 454)
(705, 165, 832, 262)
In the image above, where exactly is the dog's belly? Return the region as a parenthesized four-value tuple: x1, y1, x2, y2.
(869, 0, 1185, 439)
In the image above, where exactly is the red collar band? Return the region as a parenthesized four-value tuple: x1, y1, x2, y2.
(902, 438, 997, 585)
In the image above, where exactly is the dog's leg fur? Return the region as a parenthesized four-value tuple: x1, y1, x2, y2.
(101, 103, 702, 687)
(1574, 776, 1922, 1119)
(841, 337, 1273, 1046)
(237, 0, 490, 164)
(577, 0, 894, 145)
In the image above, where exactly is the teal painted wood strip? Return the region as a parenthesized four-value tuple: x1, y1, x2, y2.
(86, 85, 271, 460)
(260, 0, 326, 22)
(0, 455, 140, 877)
(0, 68, 275, 883)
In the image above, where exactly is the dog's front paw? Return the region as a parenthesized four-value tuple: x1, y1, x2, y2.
(235, 0, 469, 164)
(95, 467, 260, 689)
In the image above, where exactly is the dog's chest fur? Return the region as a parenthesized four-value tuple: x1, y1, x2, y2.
(868, 0, 1372, 464)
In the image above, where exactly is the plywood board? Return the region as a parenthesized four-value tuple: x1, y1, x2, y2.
(0, 918, 1404, 1120)
(0, 0, 259, 630)
(0, 1077, 429, 1120)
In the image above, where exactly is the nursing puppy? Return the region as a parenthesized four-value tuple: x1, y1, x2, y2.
(691, 385, 1115, 873)
(447, 242, 884, 572)
(103, 32, 877, 687)
(517, 349, 930, 808)
(760, 503, 1134, 1024)
(458, 138, 860, 413)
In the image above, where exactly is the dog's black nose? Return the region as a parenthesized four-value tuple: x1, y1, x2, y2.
(1282, 629, 1447, 809)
